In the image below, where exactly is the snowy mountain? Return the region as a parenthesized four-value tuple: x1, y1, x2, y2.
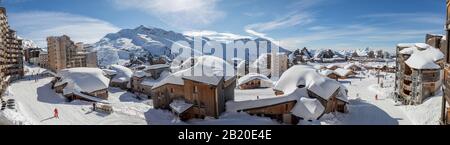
(93, 25, 190, 66)
(313, 49, 346, 59)
(93, 25, 291, 66)
(21, 38, 38, 49)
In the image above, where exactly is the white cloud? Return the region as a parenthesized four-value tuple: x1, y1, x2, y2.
(184, 30, 252, 42)
(245, 13, 314, 32)
(244, 12, 314, 46)
(111, 0, 225, 28)
(9, 11, 120, 47)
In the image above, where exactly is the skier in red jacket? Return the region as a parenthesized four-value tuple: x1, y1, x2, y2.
(54, 108, 59, 119)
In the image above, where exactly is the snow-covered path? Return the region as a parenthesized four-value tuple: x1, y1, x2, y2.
(341, 75, 413, 125)
(3, 65, 149, 125)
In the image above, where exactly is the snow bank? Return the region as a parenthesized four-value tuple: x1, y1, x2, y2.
(400, 95, 443, 125)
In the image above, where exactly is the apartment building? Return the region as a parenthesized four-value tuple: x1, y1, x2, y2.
(1, 7, 24, 96)
(47, 35, 97, 72)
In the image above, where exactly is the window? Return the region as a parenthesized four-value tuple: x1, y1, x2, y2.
(297, 85, 305, 88)
(194, 86, 199, 93)
(170, 88, 174, 93)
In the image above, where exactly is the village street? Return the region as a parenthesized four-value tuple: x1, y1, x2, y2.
(3, 65, 149, 125)
(339, 74, 413, 125)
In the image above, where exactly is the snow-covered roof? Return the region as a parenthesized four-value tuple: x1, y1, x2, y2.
(326, 64, 339, 69)
(227, 88, 325, 120)
(274, 65, 341, 100)
(290, 97, 325, 120)
(133, 71, 149, 78)
(343, 63, 361, 70)
(141, 71, 170, 87)
(237, 73, 273, 88)
(170, 100, 193, 114)
(334, 68, 354, 77)
(305, 75, 341, 100)
(405, 47, 444, 70)
(337, 85, 349, 103)
(102, 69, 117, 76)
(313, 64, 325, 70)
(229, 64, 347, 120)
(399, 43, 430, 55)
(55, 68, 110, 93)
(399, 43, 444, 70)
(144, 64, 170, 70)
(153, 56, 236, 89)
(397, 43, 416, 48)
(227, 89, 303, 112)
(274, 65, 316, 95)
(109, 65, 133, 83)
(319, 69, 335, 76)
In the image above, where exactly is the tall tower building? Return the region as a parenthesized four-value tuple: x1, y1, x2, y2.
(1, 7, 24, 96)
(47, 35, 97, 72)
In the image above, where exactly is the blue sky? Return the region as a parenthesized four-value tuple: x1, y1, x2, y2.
(2, 0, 445, 51)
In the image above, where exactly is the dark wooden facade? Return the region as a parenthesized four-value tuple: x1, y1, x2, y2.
(242, 101, 299, 124)
(152, 77, 236, 120)
(239, 79, 262, 90)
(307, 89, 348, 113)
